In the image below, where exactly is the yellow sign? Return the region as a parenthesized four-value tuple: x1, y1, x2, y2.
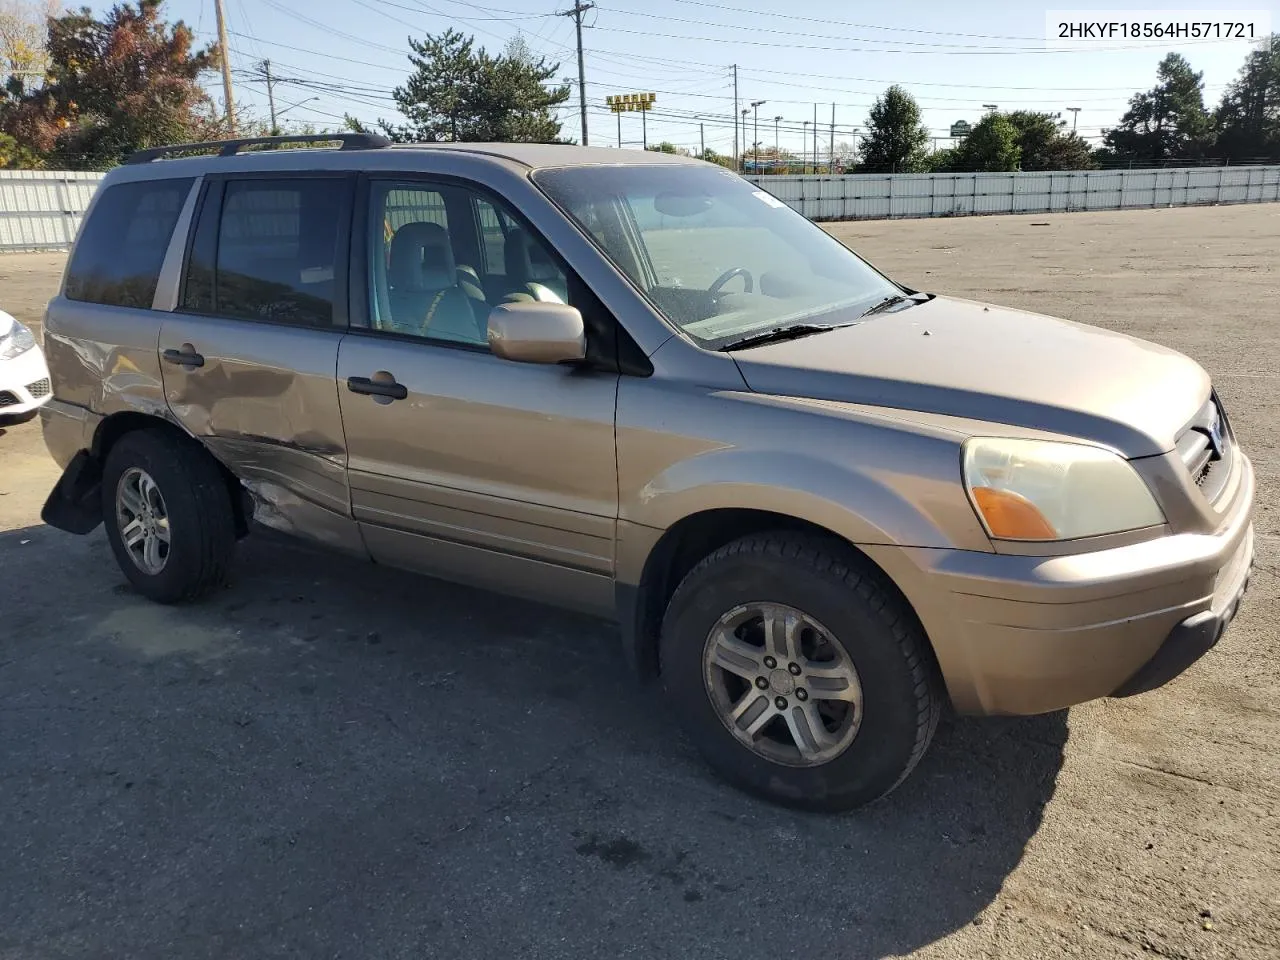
(606, 92, 657, 113)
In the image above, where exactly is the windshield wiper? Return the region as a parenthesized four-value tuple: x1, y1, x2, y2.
(718, 323, 837, 351)
(859, 292, 929, 318)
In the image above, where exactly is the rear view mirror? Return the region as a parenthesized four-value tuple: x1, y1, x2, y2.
(653, 191, 714, 217)
(487, 302, 587, 365)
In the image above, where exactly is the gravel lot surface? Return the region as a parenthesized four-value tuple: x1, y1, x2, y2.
(1, 204, 1277, 960)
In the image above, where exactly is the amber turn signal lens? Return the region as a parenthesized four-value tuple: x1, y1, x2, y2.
(971, 486, 1058, 540)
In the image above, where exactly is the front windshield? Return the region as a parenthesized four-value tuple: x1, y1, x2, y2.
(532, 164, 902, 348)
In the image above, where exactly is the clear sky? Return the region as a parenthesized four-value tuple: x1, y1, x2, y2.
(95, 0, 1280, 156)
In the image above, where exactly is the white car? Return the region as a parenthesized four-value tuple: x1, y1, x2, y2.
(0, 309, 52, 422)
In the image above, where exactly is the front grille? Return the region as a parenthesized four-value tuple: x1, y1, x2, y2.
(24, 377, 50, 399)
(1175, 393, 1232, 504)
(0, 391, 16, 407)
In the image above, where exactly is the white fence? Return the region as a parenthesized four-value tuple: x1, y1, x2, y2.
(2, 165, 1280, 252)
(746, 165, 1280, 221)
(0, 170, 104, 252)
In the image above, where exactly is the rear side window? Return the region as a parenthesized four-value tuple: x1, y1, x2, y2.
(182, 177, 349, 327)
(64, 178, 193, 308)
(475, 197, 511, 275)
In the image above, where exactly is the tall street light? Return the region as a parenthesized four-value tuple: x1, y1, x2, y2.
(1066, 106, 1081, 132)
(275, 96, 319, 128)
(751, 100, 766, 171)
(773, 115, 782, 172)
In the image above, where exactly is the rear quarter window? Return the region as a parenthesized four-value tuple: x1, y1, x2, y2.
(64, 178, 193, 308)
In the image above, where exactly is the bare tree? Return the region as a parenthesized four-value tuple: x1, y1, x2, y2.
(0, 1, 59, 84)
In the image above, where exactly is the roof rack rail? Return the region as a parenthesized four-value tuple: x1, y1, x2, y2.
(127, 133, 392, 164)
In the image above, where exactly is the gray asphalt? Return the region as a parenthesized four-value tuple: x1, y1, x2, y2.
(3, 204, 1279, 959)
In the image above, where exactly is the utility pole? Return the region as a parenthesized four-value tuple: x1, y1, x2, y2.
(558, 1, 595, 146)
(802, 120, 810, 174)
(700, 123, 705, 160)
(773, 115, 781, 171)
(740, 108, 749, 171)
(213, 0, 236, 134)
(1066, 106, 1081, 132)
(732, 64, 739, 172)
(829, 102, 835, 174)
(812, 103, 818, 173)
(261, 60, 278, 135)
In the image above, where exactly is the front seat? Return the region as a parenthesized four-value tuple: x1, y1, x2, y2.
(386, 222, 487, 344)
(504, 228, 568, 303)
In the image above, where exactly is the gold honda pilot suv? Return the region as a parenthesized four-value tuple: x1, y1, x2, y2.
(39, 135, 1255, 810)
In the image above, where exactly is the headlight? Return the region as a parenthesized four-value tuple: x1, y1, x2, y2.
(0, 320, 36, 360)
(963, 437, 1165, 541)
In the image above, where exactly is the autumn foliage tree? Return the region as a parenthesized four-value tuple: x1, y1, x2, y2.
(1, 0, 219, 169)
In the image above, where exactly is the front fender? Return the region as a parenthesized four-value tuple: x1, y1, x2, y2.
(623, 446, 981, 552)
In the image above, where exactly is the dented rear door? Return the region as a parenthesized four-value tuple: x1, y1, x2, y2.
(157, 173, 363, 554)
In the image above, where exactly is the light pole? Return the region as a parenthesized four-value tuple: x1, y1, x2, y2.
(802, 120, 810, 174)
(740, 108, 749, 171)
(1066, 106, 1081, 132)
(751, 100, 766, 171)
(773, 115, 782, 172)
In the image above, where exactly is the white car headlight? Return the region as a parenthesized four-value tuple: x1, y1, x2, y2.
(962, 437, 1165, 541)
(0, 320, 36, 360)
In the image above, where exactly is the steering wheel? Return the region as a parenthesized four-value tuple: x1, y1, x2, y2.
(707, 267, 754, 297)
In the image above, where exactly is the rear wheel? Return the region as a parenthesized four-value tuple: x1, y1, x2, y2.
(660, 533, 942, 811)
(101, 428, 237, 603)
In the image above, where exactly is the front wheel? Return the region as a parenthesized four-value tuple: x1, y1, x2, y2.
(660, 533, 942, 811)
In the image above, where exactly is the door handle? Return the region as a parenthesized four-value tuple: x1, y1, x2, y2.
(347, 375, 408, 401)
(162, 346, 205, 368)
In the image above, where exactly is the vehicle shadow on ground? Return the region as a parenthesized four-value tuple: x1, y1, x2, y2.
(0, 523, 1067, 959)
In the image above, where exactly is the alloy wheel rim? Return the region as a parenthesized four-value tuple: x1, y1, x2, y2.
(702, 603, 863, 767)
(115, 467, 171, 575)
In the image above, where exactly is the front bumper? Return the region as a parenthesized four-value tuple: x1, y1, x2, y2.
(865, 452, 1256, 716)
(1111, 525, 1252, 697)
(0, 346, 52, 416)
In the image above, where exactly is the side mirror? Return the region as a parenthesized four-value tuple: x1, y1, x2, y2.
(487, 301, 587, 365)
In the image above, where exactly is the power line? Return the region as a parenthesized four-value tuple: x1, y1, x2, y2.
(599, 7, 1080, 52)
(368, 0, 554, 21)
(628, 0, 1049, 41)
(262, 0, 406, 53)
(593, 23, 1242, 56)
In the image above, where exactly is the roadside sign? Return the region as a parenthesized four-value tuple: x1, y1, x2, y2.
(950, 120, 971, 138)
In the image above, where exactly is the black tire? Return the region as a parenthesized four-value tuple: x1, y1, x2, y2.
(659, 533, 942, 811)
(101, 428, 237, 603)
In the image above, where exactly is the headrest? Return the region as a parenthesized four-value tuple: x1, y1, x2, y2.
(389, 221, 457, 291)
(503, 228, 560, 283)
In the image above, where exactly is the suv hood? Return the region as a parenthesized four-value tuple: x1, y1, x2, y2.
(729, 296, 1209, 458)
